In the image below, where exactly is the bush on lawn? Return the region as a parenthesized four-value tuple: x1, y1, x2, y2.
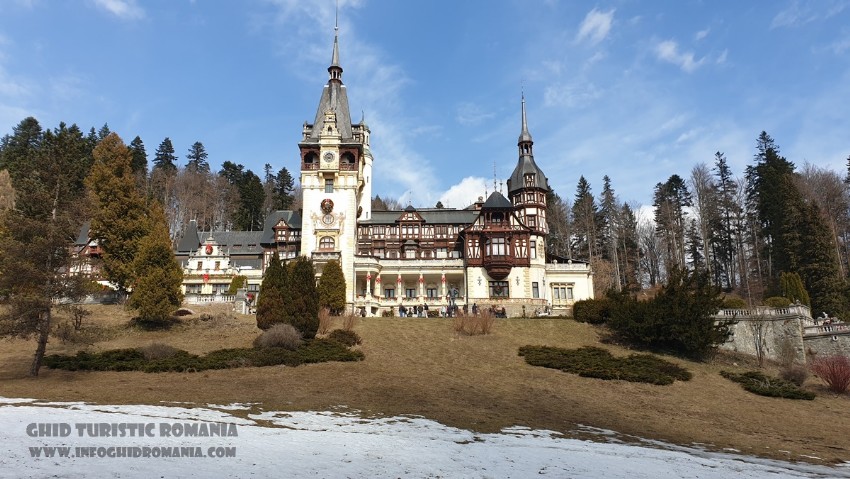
(720, 370, 815, 400)
(327, 329, 362, 347)
(518, 345, 691, 385)
(253, 323, 303, 350)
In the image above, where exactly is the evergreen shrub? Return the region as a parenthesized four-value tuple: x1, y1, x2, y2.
(44, 338, 363, 373)
(573, 298, 610, 324)
(721, 296, 748, 309)
(763, 296, 791, 308)
(720, 370, 815, 400)
(327, 329, 362, 347)
(519, 345, 691, 385)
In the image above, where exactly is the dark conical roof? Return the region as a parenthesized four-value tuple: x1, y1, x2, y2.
(507, 96, 549, 195)
(482, 191, 513, 209)
(307, 26, 352, 141)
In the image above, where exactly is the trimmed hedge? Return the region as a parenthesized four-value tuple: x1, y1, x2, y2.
(763, 296, 791, 308)
(518, 345, 691, 385)
(720, 370, 815, 400)
(44, 338, 364, 373)
(572, 298, 610, 324)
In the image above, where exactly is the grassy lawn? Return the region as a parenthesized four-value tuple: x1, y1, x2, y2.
(1, 303, 848, 465)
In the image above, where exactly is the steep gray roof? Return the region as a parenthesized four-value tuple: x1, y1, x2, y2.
(507, 97, 550, 195)
(309, 84, 353, 141)
(482, 191, 513, 209)
(261, 210, 302, 244)
(306, 28, 353, 141)
(363, 209, 478, 225)
(210, 231, 264, 255)
(75, 221, 91, 246)
(176, 220, 201, 253)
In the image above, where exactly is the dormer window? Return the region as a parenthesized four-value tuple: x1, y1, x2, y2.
(489, 212, 504, 224)
(524, 173, 535, 187)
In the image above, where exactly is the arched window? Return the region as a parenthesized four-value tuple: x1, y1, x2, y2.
(304, 152, 318, 164)
(319, 236, 335, 250)
(341, 152, 356, 164)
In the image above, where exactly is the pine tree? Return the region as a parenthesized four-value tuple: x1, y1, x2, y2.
(572, 176, 598, 261)
(283, 256, 320, 339)
(653, 174, 692, 275)
(274, 167, 295, 210)
(87, 133, 149, 292)
(712, 152, 739, 290)
(0, 117, 43, 184)
(798, 201, 845, 316)
(153, 137, 178, 173)
(318, 259, 346, 315)
(128, 202, 184, 322)
(598, 175, 621, 290)
(185, 141, 210, 173)
(256, 252, 288, 330)
(0, 120, 90, 376)
(128, 136, 148, 177)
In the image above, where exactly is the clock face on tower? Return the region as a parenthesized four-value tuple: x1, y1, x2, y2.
(323, 151, 335, 163)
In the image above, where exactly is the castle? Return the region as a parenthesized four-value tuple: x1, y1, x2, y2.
(176, 27, 594, 316)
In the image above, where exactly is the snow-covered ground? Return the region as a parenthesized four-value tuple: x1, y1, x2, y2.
(1, 397, 847, 478)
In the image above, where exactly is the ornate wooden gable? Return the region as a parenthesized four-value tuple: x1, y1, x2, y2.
(462, 195, 532, 280)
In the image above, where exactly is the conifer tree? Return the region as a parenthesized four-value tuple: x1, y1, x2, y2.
(571, 176, 598, 261)
(128, 202, 184, 322)
(256, 252, 288, 330)
(283, 256, 320, 339)
(185, 141, 210, 173)
(128, 136, 148, 177)
(87, 133, 149, 292)
(153, 137, 178, 173)
(779, 272, 810, 306)
(0, 117, 43, 184)
(318, 259, 346, 315)
(0, 120, 90, 376)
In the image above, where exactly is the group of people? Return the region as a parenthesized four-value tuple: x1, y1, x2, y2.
(398, 304, 430, 317)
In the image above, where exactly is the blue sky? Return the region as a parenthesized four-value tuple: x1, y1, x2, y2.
(1, 0, 849, 211)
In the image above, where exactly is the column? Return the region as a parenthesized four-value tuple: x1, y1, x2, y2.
(441, 273, 447, 302)
(366, 273, 372, 296)
(397, 274, 403, 304)
(418, 273, 424, 299)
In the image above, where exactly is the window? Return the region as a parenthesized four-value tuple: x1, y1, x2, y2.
(489, 281, 509, 298)
(196, 261, 203, 270)
(426, 288, 437, 298)
(325, 178, 334, 193)
(532, 282, 539, 299)
(486, 237, 507, 256)
(436, 248, 448, 259)
(526, 215, 537, 228)
(214, 261, 220, 271)
(567, 287, 574, 300)
(405, 250, 416, 259)
(373, 248, 384, 258)
(530, 240, 537, 259)
(405, 288, 416, 299)
(186, 284, 202, 294)
(319, 236, 335, 250)
(384, 288, 395, 299)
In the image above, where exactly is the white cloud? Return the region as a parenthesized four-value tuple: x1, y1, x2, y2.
(771, 0, 849, 28)
(439, 177, 488, 209)
(654, 40, 705, 73)
(695, 28, 710, 41)
(91, 0, 145, 20)
(716, 49, 728, 64)
(543, 82, 600, 108)
(575, 8, 615, 45)
(456, 102, 495, 126)
(830, 34, 850, 54)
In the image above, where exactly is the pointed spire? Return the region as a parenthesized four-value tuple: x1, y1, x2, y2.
(328, 3, 343, 82)
(518, 93, 533, 147)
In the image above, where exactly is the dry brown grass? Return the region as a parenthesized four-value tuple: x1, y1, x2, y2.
(1, 305, 849, 465)
(317, 308, 333, 336)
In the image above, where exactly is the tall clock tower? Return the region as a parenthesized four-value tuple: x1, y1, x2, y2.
(299, 25, 372, 309)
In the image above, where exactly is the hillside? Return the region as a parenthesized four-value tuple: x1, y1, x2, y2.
(1, 304, 848, 465)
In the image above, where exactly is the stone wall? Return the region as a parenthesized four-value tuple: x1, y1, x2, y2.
(720, 315, 806, 364)
(803, 332, 850, 359)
